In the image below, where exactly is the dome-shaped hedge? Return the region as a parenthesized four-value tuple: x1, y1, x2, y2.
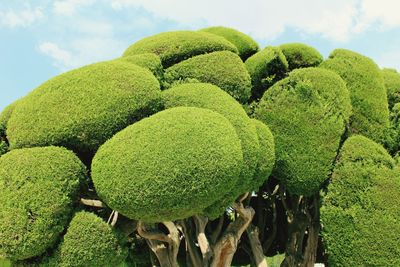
(255, 67, 352, 196)
(92, 107, 243, 222)
(279, 43, 323, 70)
(382, 68, 400, 109)
(321, 135, 400, 266)
(59, 211, 127, 267)
(250, 118, 275, 189)
(245, 46, 288, 100)
(0, 146, 87, 260)
(320, 49, 389, 143)
(118, 53, 164, 81)
(164, 51, 252, 103)
(200, 26, 259, 60)
(6, 61, 161, 154)
(122, 31, 238, 68)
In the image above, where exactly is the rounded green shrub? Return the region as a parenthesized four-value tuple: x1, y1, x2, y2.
(200, 26, 259, 60)
(118, 53, 164, 81)
(245, 46, 288, 100)
(92, 107, 243, 222)
(164, 51, 252, 103)
(162, 83, 259, 191)
(320, 49, 389, 143)
(255, 67, 352, 196)
(7, 61, 161, 154)
(382, 68, 400, 109)
(279, 43, 323, 70)
(0, 100, 19, 137)
(0, 146, 87, 260)
(321, 135, 400, 266)
(122, 31, 238, 68)
(59, 211, 126, 267)
(250, 118, 275, 189)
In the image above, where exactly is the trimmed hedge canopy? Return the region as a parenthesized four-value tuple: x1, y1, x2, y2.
(122, 31, 238, 68)
(92, 107, 243, 223)
(321, 135, 400, 266)
(164, 51, 252, 103)
(200, 26, 259, 60)
(0, 146, 86, 260)
(255, 67, 352, 196)
(118, 53, 164, 81)
(381, 68, 400, 110)
(320, 49, 390, 143)
(279, 43, 323, 71)
(59, 211, 127, 267)
(6, 61, 161, 154)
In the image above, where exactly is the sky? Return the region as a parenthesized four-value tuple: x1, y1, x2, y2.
(1, 0, 400, 110)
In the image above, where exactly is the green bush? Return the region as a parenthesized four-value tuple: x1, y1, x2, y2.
(164, 51, 252, 103)
(122, 31, 238, 68)
(0, 147, 87, 260)
(279, 43, 323, 70)
(321, 135, 400, 266)
(7, 61, 161, 154)
(250, 118, 275, 189)
(92, 107, 243, 222)
(117, 53, 164, 81)
(200, 26, 259, 60)
(320, 49, 389, 142)
(59, 211, 127, 267)
(245, 46, 288, 100)
(0, 100, 19, 137)
(255, 67, 351, 196)
(382, 68, 400, 109)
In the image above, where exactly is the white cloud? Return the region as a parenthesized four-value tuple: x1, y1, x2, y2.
(38, 42, 73, 69)
(53, 0, 95, 16)
(377, 49, 400, 71)
(0, 7, 44, 28)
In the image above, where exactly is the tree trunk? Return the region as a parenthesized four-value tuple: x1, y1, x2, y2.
(247, 225, 268, 267)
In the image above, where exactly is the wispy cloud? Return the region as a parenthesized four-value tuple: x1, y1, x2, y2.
(0, 7, 44, 28)
(53, 0, 95, 16)
(38, 42, 73, 69)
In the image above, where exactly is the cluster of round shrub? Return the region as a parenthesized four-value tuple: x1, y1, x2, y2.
(0, 26, 399, 266)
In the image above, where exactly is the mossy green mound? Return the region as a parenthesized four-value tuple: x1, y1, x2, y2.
(251, 119, 275, 189)
(245, 46, 288, 100)
(59, 211, 126, 267)
(200, 26, 259, 60)
(164, 51, 252, 103)
(320, 49, 389, 142)
(0, 100, 19, 137)
(7, 61, 161, 154)
(279, 43, 323, 70)
(122, 31, 238, 68)
(0, 147, 87, 260)
(382, 68, 400, 109)
(92, 107, 243, 222)
(118, 53, 164, 81)
(255, 67, 351, 196)
(321, 135, 400, 266)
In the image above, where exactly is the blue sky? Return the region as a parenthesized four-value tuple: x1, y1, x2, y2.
(1, 0, 400, 110)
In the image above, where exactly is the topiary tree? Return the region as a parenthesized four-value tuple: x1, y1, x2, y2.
(163, 51, 252, 103)
(245, 46, 288, 101)
(122, 30, 238, 67)
(382, 68, 400, 110)
(321, 135, 400, 267)
(200, 26, 259, 60)
(117, 53, 164, 81)
(6, 61, 162, 160)
(320, 49, 390, 143)
(279, 43, 323, 71)
(0, 146, 87, 261)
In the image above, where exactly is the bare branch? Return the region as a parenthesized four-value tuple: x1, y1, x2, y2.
(111, 211, 119, 227)
(107, 210, 115, 224)
(137, 221, 170, 243)
(80, 198, 104, 208)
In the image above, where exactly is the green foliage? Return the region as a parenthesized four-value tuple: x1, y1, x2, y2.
(122, 31, 238, 68)
(0, 100, 19, 137)
(59, 211, 127, 267)
(92, 107, 243, 222)
(200, 26, 259, 60)
(164, 51, 252, 103)
(320, 49, 390, 143)
(118, 53, 164, 81)
(279, 43, 323, 70)
(383, 103, 400, 154)
(382, 68, 400, 109)
(0, 147, 87, 260)
(245, 46, 288, 100)
(321, 135, 400, 266)
(7, 61, 162, 154)
(255, 67, 352, 196)
(250, 119, 275, 189)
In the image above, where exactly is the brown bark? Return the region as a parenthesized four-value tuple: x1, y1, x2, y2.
(80, 198, 104, 208)
(178, 219, 203, 267)
(247, 225, 268, 267)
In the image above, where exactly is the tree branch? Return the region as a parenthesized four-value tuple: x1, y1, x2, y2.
(80, 198, 105, 208)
